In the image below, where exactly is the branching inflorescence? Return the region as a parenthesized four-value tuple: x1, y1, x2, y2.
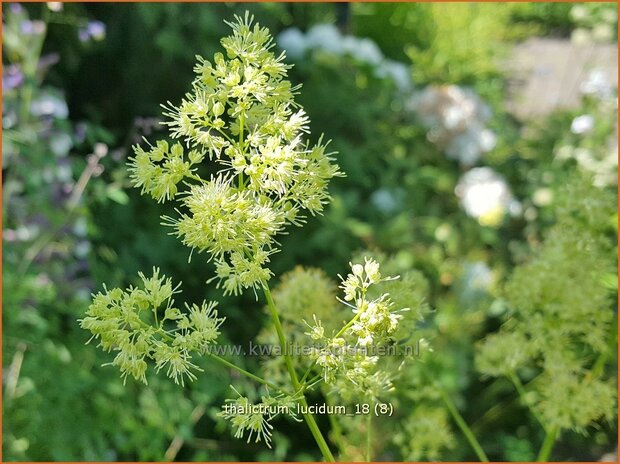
(80, 13, 432, 461)
(80, 268, 224, 386)
(128, 13, 342, 296)
(81, 13, 351, 460)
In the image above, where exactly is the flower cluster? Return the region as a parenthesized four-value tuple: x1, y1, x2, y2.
(304, 258, 409, 398)
(218, 386, 300, 448)
(407, 85, 496, 165)
(455, 167, 519, 227)
(128, 13, 342, 295)
(476, 175, 617, 433)
(80, 268, 224, 385)
(277, 24, 412, 92)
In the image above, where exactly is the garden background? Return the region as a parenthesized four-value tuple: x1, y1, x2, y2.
(3, 2, 618, 461)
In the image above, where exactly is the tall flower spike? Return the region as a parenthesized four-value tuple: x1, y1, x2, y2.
(128, 13, 343, 296)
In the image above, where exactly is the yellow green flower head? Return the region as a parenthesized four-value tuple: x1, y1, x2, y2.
(217, 386, 301, 448)
(128, 12, 343, 295)
(304, 258, 410, 397)
(79, 268, 224, 385)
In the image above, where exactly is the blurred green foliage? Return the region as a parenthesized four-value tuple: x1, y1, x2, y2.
(3, 2, 617, 461)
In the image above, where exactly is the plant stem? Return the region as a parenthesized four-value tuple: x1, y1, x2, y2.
(299, 360, 318, 386)
(207, 353, 292, 396)
(439, 387, 489, 462)
(299, 311, 362, 387)
(263, 283, 335, 462)
(536, 427, 557, 462)
(140, 319, 289, 395)
(366, 410, 372, 461)
(508, 372, 547, 431)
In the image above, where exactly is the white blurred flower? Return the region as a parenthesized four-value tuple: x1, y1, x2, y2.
(50, 132, 73, 157)
(580, 69, 615, 99)
(306, 24, 344, 54)
(410, 85, 495, 165)
(455, 167, 514, 227)
(277, 27, 307, 59)
(350, 38, 383, 65)
(479, 129, 497, 152)
(31, 93, 69, 119)
(277, 24, 410, 91)
(570, 114, 594, 134)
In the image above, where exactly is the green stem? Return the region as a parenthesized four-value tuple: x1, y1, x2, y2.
(263, 283, 335, 462)
(366, 410, 372, 461)
(299, 360, 318, 386)
(303, 374, 323, 391)
(334, 310, 362, 339)
(536, 427, 557, 462)
(299, 311, 362, 387)
(207, 354, 292, 396)
(187, 173, 206, 184)
(138, 318, 288, 395)
(439, 388, 489, 462)
(508, 373, 547, 431)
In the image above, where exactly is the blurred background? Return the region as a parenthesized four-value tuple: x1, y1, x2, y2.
(2, 2, 618, 461)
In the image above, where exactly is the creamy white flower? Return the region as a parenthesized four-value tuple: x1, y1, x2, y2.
(570, 114, 595, 134)
(455, 167, 514, 227)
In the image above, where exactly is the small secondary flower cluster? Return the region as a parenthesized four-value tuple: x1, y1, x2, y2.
(80, 268, 224, 385)
(128, 13, 342, 296)
(305, 258, 408, 399)
(407, 85, 496, 165)
(218, 386, 301, 448)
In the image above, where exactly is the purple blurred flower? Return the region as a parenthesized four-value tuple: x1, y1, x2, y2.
(20, 19, 46, 36)
(87, 21, 106, 40)
(79, 20, 106, 42)
(3, 65, 24, 90)
(9, 3, 23, 14)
